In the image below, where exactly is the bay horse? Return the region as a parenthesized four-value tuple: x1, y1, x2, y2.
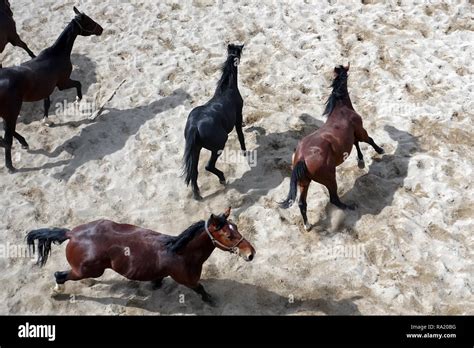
(26, 207, 256, 306)
(183, 44, 246, 200)
(0, 7, 103, 173)
(0, 0, 36, 66)
(280, 65, 385, 230)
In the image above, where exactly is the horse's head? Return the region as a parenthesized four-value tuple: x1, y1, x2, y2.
(334, 63, 350, 77)
(206, 207, 256, 261)
(227, 43, 244, 60)
(73, 6, 103, 37)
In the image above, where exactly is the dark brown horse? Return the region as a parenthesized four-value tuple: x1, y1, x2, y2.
(0, 0, 35, 66)
(0, 7, 103, 173)
(27, 207, 256, 305)
(280, 65, 384, 230)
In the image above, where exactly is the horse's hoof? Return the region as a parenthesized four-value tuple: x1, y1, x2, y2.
(193, 194, 203, 201)
(42, 118, 54, 127)
(304, 223, 312, 231)
(75, 96, 82, 103)
(219, 179, 226, 185)
(7, 167, 16, 174)
(377, 147, 385, 155)
(22, 145, 29, 150)
(357, 160, 365, 169)
(51, 283, 65, 294)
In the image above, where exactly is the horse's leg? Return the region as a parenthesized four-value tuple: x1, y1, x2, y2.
(324, 170, 355, 210)
(235, 119, 247, 154)
(298, 180, 311, 231)
(190, 147, 202, 201)
(354, 141, 365, 169)
(52, 270, 70, 293)
(52, 266, 104, 294)
(52, 269, 86, 294)
(58, 79, 82, 101)
(191, 283, 215, 306)
(10, 35, 35, 58)
(42, 97, 53, 126)
(4, 118, 16, 173)
(205, 150, 226, 185)
(355, 126, 384, 154)
(13, 132, 29, 149)
(152, 277, 164, 290)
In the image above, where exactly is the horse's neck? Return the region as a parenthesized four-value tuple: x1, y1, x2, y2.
(0, 3, 12, 16)
(50, 21, 78, 57)
(339, 95, 354, 110)
(230, 65, 238, 89)
(182, 229, 215, 264)
(215, 61, 239, 96)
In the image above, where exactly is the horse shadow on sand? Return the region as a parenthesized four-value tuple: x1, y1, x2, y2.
(18, 89, 190, 180)
(54, 278, 362, 315)
(318, 125, 421, 234)
(18, 53, 98, 125)
(223, 113, 324, 216)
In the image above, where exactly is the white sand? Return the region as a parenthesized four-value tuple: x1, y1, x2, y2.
(0, 0, 472, 315)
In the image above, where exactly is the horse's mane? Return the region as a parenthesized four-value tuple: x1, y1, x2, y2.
(214, 54, 236, 95)
(323, 67, 349, 117)
(166, 220, 205, 253)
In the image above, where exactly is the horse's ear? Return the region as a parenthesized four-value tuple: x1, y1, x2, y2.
(224, 207, 231, 218)
(73, 6, 82, 15)
(345, 62, 350, 71)
(240, 44, 245, 50)
(209, 214, 218, 224)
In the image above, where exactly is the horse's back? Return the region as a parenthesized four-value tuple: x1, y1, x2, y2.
(69, 219, 163, 239)
(296, 106, 357, 167)
(186, 100, 232, 150)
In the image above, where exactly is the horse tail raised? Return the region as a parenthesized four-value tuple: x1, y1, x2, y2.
(279, 160, 307, 209)
(183, 126, 201, 186)
(26, 228, 70, 267)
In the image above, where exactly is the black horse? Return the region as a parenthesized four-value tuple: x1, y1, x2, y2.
(0, 0, 35, 66)
(183, 44, 246, 200)
(0, 6, 103, 172)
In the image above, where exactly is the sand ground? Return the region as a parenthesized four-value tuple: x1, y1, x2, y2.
(0, 0, 472, 315)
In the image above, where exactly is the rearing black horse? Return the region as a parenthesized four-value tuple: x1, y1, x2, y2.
(183, 44, 246, 200)
(0, 7, 103, 172)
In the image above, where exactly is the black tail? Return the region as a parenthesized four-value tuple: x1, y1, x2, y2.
(183, 127, 201, 186)
(26, 228, 70, 267)
(279, 160, 307, 209)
